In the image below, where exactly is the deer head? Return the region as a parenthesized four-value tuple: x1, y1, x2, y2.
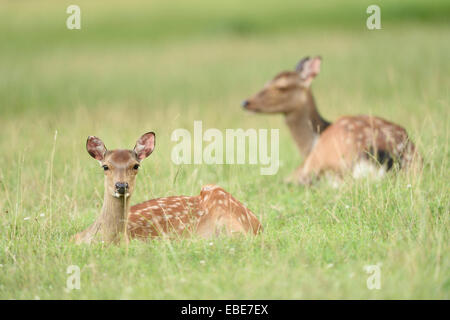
(242, 56, 322, 114)
(86, 132, 155, 199)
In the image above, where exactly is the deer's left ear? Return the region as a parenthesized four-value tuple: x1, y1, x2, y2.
(134, 132, 155, 161)
(295, 56, 321, 87)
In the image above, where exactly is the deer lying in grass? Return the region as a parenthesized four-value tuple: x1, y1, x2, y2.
(73, 132, 262, 244)
(242, 56, 422, 185)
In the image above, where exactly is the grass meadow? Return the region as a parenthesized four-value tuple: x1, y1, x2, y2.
(0, 0, 449, 299)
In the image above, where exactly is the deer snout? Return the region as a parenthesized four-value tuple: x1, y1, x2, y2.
(115, 182, 129, 195)
(241, 99, 260, 113)
(241, 100, 250, 109)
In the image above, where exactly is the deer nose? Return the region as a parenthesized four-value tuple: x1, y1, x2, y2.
(241, 100, 250, 109)
(115, 182, 128, 195)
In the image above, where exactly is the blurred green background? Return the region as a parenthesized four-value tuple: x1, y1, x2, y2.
(0, 0, 448, 299)
(1, 0, 449, 115)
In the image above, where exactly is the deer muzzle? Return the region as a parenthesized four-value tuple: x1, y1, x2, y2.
(115, 182, 129, 195)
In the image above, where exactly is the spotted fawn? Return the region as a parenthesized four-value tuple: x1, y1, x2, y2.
(242, 56, 422, 185)
(74, 132, 262, 244)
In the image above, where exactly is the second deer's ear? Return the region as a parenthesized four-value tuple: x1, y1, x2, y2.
(86, 136, 107, 161)
(134, 132, 155, 161)
(295, 56, 321, 87)
(295, 56, 311, 73)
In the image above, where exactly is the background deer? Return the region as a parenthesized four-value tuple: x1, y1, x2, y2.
(74, 132, 262, 244)
(242, 56, 422, 185)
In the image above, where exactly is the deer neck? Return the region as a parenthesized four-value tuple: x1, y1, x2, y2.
(76, 192, 130, 244)
(97, 193, 130, 241)
(285, 91, 330, 158)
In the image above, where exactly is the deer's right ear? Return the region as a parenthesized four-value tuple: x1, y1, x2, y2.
(86, 136, 107, 161)
(295, 56, 321, 87)
(295, 56, 311, 73)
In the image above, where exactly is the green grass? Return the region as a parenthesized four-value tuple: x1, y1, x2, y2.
(0, 0, 449, 299)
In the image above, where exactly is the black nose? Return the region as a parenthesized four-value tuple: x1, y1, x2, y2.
(241, 100, 250, 109)
(115, 182, 128, 195)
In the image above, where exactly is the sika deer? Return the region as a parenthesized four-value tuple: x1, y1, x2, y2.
(242, 56, 422, 185)
(74, 132, 262, 244)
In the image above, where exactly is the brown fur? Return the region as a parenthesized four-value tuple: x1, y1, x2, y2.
(128, 185, 262, 239)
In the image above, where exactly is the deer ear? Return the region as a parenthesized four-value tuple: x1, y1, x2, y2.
(86, 136, 107, 161)
(134, 132, 155, 161)
(295, 56, 311, 73)
(295, 56, 321, 87)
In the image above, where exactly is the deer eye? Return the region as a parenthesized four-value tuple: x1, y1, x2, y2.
(102, 165, 109, 171)
(133, 164, 140, 170)
(276, 86, 289, 92)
